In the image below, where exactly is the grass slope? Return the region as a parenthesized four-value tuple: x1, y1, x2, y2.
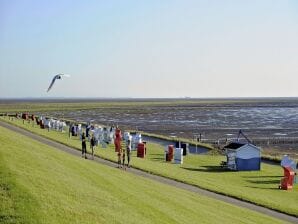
(1, 116, 298, 217)
(0, 126, 289, 224)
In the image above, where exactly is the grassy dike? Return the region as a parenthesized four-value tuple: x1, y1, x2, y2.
(0, 126, 290, 224)
(0, 116, 298, 217)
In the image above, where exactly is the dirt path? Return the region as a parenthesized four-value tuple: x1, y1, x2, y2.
(0, 120, 296, 224)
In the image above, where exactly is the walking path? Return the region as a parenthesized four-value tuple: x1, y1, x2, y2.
(0, 120, 296, 224)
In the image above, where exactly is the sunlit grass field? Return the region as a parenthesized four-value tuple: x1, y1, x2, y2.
(1, 116, 297, 217)
(0, 125, 290, 224)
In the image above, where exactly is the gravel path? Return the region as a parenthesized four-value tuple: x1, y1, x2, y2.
(0, 120, 297, 223)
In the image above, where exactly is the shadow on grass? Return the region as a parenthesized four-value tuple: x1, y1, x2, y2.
(246, 179, 280, 185)
(149, 153, 164, 156)
(242, 175, 283, 178)
(0, 215, 20, 223)
(182, 166, 231, 173)
(149, 157, 164, 162)
(245, 186, 279, 190)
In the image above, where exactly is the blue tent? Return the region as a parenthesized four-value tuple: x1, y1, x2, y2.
(224, 142, 261, 171)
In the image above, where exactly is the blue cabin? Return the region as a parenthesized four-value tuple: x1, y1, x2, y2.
(224, 142, 261, 171)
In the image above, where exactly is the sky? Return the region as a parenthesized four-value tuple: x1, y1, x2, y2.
(0, 0, 298, 98)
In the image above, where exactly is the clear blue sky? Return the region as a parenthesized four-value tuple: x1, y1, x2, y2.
(0, 0, 297, 98)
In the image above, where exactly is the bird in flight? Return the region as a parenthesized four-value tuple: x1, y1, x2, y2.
(47, 74, 70, 92)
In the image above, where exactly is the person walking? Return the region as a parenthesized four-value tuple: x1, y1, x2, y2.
(90, 134, 95, 160)
(117, 148, 122, 168)
(126, 139, 132, 168)
(122, 145, 126, 169)
(82, 132, 87, 159)
(69, 124, 72, 139)
(47, 120, 51, 132)
(114, 126, 122, 152)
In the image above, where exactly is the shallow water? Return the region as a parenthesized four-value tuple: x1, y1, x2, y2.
(41, 101, 298, 141)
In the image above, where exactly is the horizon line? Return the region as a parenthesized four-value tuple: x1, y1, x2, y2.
(1, 96, 298, 100)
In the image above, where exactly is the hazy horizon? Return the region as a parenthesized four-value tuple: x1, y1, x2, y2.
(1, 96, 298, 100)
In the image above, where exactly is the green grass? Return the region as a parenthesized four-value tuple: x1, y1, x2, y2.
(0, 126, 290, 224)
(1, 116, 298, 217)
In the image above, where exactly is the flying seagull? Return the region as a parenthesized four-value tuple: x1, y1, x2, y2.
(47, 74, 70, 92)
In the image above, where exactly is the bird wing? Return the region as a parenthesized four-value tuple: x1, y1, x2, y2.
(61, 74, 70, 78)
(47, 75, 59, 92)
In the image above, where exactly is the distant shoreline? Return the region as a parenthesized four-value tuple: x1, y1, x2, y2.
(1, 96, 298, 103)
